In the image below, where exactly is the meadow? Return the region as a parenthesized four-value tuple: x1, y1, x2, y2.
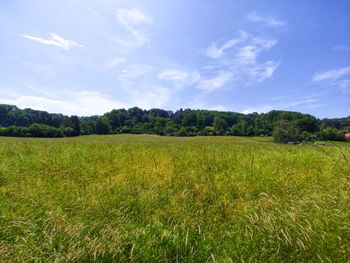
(0, 135, 349, 262)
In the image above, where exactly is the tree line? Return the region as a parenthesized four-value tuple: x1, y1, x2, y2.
(0, 104, 349, 142)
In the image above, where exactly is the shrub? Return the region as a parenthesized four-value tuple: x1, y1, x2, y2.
(317, 128, 346, 141)
(179, 127, 187, 136)
(28, 124, 63, 137)
(120, 126, 131, 134)
(96, 117, 111, 134)
(273, 120, 300, 143)
(0, 125, 63, 138)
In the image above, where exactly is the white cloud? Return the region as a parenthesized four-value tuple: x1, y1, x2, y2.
(112, 37, 136, 48)
(116, 8, 152, 48)
(242, 105, 274, 114)
(157, 69, 200, 86)
(313, 66, 350, 93)
(158, 69, 188, 81)
(118, 64, 154, 84)
(197, 71, 233, 91)
(117, 9, 152, 25)
(337, 79, 350, 93)
(130, 86, 171, 109)
(236, 38, 277, 64)
(0, 91, 126, 116)
(242, 98, 318, 114)
(21, 33, 84, 50)
(199, 33, 279, 91)
(247, 12, 286, 27)
(247, 60, 280, 83)
(313, 67, 350, 82)
(105, 57, 126, 67)
(252, 37, 278, 51)
(205, 31, 248, 59)
(236, 45, 257, 64)
(283, 98, 318, 108)
(0, 79, 176, 115)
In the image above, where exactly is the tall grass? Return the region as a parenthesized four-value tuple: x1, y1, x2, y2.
(0, 135, 349, 262)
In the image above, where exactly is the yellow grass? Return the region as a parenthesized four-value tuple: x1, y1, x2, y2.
(0, 135, 349, 262)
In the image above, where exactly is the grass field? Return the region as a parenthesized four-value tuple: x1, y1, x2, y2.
(0, 135, 349, 262)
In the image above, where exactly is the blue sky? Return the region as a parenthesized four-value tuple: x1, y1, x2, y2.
(0, 0, 349, 118)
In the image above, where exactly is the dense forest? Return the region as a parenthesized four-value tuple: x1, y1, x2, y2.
(0, 104, 349, 141)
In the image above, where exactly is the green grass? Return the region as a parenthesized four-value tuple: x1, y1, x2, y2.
(0, 135, 349, 262)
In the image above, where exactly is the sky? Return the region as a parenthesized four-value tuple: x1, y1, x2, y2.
(0, 0, 349, 118)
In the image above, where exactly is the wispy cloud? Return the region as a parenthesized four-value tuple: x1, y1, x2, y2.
(158, 69, 189, 82)
(198, 33, 279, 91)
(283, 98, 318, 108)
(246, 12, 286, 27)
(242, 98, 318, 114)
(205, 31, 248, 59)
(236, 38, 277, 64)
(313, 67, 350, 82)
(157, 69, 200, 86)
(105, 57, 126, 67)
(117, 8, 152, 25)
(116, 8, 152, 48)
(118, 64, 154, 85)
(337, 79, 350, 92)
(247, 60, 280, 83)
(21, 33, 84, 50)
(197, 71, 232, 91)
(313, 66, 350, 93)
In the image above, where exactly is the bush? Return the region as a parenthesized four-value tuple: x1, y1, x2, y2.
(28, 124, 63, 137)
(273, 120, 300, 143)
(96, 117, 111, 135)
(63, 127, 75, 137)
(317, 128, 346, 141)
(7, 126, 27, 137)
(120, 126, 131, 134)
(0, 124, 63, 138)
(61, 116, 81, 136)
(179, 127, 187, 136)
(197, 130, 208, 136)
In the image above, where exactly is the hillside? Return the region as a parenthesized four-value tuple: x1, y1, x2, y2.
(0, 104, 349, 141)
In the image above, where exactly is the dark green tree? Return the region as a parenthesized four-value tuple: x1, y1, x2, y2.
(61, 116, 80, 136)
(96, 117, 111, 134)
(213, 116, 227, 134)
(295, 117, 319, 133)
(273, 120, 300, 143)
(318, 127, 345, 141)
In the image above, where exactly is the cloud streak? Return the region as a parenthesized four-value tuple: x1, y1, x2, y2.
(22, 33, 84, 50)
(205, 31, 248, 59)
(247, 12, 286, 27)
(105, 57, 126, 67)
(313, 66, 350, 93)
(157, 69, 200, 87)
(197, 71, 232, 91)
(198, 33, 279, 91)
(313, 67, 350, 82)
(242, 98, 318, 114)
(116, 8, 152, 48)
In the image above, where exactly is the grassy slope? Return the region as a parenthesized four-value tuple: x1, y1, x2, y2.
(0, 135, 349, 262)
